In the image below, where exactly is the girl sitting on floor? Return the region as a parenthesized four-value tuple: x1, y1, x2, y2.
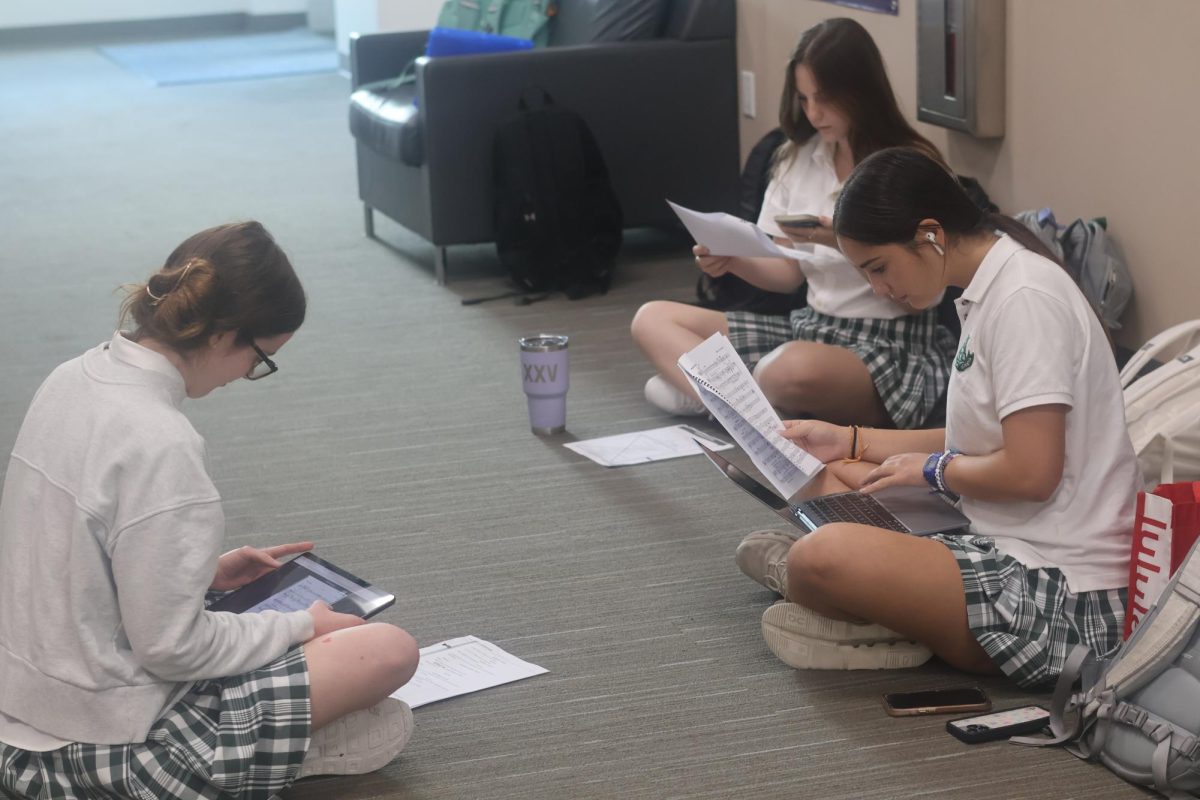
(631, 18, 956, 429)
(736, 148, 1140, 687)
(0, 221, 419, 798)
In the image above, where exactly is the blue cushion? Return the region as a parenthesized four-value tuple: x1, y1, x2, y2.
(425, 27, 534, 57)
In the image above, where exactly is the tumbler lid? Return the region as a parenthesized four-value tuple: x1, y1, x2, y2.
(518, 334, 569, 352)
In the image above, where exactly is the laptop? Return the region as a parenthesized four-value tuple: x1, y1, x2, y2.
(697, 443, 970, 536)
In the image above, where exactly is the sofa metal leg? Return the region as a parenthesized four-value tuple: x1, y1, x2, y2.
(434, 246, 448, 286)
(363, 205, 375, 239)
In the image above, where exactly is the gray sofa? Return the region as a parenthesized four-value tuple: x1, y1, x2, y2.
(348, 0, 739, 283)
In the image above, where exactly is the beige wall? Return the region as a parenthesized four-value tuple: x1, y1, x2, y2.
(737, 0, 1200, 346)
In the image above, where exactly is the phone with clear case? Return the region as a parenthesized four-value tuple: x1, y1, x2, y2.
(946, 705, 1050, 744)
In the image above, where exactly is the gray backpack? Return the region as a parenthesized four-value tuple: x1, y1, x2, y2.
(1013, 209, 1134, 332)
(1014, 535, 1200, 797)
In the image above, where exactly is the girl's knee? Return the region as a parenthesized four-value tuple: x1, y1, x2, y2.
(630, 300, 671, 341)
(754, 352, 819, 410)
(367, 623, 419, 689)
(787, 524, 857, 590)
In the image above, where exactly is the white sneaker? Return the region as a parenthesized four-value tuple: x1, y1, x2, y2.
(297, 698, 413, 779)
(761, 601, 932, 670)
(644, 375, 706, 416)
(735, 530, 800, 599)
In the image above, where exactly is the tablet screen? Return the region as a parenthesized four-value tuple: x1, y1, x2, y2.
(207, 553, 394, 619)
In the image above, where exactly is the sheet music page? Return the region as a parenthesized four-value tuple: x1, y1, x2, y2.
(677, 333, 823, 498)
(667, 200, 804, 261)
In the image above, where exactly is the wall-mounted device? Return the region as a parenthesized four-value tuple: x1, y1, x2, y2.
(917, 0, 1005, 138)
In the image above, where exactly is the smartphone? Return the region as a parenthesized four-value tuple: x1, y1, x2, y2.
(774, 213, 821, 230)
(881, 686, 991, 717)
(946, 705, 1050, 744)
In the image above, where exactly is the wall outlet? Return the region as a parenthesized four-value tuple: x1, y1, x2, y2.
(741, 70, 756, 118)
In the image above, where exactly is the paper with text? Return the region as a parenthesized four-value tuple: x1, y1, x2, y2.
(667, 200, 804, 261)
(564, 424, 732, 466)
(678, 333, 823, 498)
(390, 636, 548, 709)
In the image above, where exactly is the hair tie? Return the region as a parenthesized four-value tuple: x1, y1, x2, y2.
(145, 261, 195, 305)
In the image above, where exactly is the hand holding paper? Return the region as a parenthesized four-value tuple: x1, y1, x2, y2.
(677, 333, 823, 499)
(667, 200, 804, 261)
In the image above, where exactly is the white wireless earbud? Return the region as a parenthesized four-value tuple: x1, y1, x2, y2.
(925, 231, 945, 256)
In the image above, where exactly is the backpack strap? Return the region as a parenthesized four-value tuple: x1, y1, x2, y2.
(1159, 731, 1200, 799)
(1012, 644, 1095, 749)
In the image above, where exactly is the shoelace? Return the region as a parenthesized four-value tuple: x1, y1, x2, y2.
(763, 556, 790, 600)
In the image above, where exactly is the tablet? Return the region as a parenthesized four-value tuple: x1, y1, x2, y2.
(207, 553, 395, 619)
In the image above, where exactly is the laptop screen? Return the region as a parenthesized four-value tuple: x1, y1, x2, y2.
(700, 445, 789, 511)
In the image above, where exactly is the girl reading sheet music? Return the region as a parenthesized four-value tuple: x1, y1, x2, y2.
(735, 148, 1141, 687)
(631, 18, 956, 429)
(0, 222, 419, 798)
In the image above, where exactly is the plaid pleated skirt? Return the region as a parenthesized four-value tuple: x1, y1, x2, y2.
(725, 305, 957, 429)
(931, 534, 1127, 689)
(0, 647, 311, 800)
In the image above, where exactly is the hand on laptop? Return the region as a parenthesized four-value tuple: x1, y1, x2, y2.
(858, 453, 927, 495)
(210, 541, 314, 592)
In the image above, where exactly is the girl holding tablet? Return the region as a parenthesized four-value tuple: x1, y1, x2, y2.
(0, 222, 419, 798)
(742, 148, 1140, 687)
(632, 18, 956, 429)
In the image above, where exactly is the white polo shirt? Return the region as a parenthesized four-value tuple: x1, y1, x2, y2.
(945, 235, 1141, 593)
(757, 135, 909, 320)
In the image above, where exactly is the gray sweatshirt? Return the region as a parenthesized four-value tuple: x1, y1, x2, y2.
(0, 333, 313, 746)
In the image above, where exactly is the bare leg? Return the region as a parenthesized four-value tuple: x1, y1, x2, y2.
(791, 464, 853, 502)
(785, 524, 999, 674)
(823, 458, 880, 491)
(753, 341, 890, 427)
(304, 623, 420, 732)
(630, 300, 728, 397)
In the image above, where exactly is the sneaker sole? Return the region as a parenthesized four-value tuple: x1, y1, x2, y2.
(762, 620, 932, 670)
(761, 602, 905, 644)
(297, 699, 414, 779)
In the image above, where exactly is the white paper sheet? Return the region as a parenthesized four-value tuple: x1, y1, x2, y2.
(667, 200, 805, 261)
(389, 636, 548, 709)
(678, 332, 823, 499)
(563, 424, 733, 466)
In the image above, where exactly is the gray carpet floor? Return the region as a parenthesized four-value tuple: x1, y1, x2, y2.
(0, 36, 1148, 800)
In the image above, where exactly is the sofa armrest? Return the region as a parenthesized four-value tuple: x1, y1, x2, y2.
(350, 30, 429, 89)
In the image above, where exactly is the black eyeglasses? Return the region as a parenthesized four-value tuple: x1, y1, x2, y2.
(246, 341, 278, 381)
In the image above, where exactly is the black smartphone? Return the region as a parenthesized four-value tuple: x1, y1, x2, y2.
(881, 686, 991, 717)
(774, 213, 821, 230)
(946, 705, 1050, 743)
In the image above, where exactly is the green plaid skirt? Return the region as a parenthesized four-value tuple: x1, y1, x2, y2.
(725, 306, 956, 429)
(0, 647, 311, 800)
(932, 534, 1127, 689)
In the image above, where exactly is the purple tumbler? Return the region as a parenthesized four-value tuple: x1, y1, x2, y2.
(519, 334, 569, 435)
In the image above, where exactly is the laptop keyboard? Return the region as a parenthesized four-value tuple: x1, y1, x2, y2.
(799, 492, 908, 532)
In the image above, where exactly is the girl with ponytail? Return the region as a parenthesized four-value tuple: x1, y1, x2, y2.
(737, 148, 1142, 688)
(0, 222, 419, 798)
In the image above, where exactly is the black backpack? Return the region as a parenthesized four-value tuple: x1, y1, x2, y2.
(492, 89, 623, 300)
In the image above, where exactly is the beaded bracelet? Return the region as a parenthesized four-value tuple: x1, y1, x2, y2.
(936, 449, 961, 498)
